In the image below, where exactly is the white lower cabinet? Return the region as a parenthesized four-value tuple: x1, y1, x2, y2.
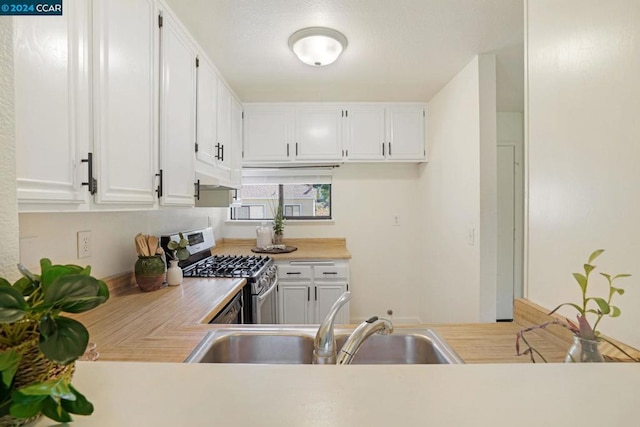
(276, 260, 350, 325)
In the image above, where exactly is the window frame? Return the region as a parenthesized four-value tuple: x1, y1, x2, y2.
(229, 183, 332, 221)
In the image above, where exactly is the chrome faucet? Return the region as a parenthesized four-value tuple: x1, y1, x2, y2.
(313, 291, 352, 364)
(336, 316, 393, 365)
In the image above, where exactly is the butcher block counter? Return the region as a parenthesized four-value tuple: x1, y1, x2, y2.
(74, 272, 571, 363)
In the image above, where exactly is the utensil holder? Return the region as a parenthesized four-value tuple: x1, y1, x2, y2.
(134, 255, 165, 292)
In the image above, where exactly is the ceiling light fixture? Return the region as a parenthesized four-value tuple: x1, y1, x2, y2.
(288, 27, 348, 67)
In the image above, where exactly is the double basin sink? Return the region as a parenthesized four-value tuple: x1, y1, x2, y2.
(185, 326, 464, 364)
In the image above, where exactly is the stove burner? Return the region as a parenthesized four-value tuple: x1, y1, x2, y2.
(183, 255, 270, 279)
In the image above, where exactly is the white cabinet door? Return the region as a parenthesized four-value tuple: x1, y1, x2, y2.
(229, 97, 243, 187)
(278, 283, 311, 324)
(92, 0, 158, 205)
(343, 107, 385, 161)
(295, 107, 342, 161)
(386, 106, 426, 160)
(243, 106, 293, 162)
(159, 12, 196, 206)
(215, 80, 232, 179)
(195, 57, 218, 168)
(15, 0, 91, 207)
(315, 283, 349, 324)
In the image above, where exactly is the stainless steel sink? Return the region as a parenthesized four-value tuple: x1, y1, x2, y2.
(185, 327, 463, 364)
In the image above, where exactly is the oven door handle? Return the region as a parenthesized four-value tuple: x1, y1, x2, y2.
(256, 280, 278, 303)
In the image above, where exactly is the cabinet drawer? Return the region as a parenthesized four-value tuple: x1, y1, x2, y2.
(313, 265, 348, 279)
(277, 265, 312, 280)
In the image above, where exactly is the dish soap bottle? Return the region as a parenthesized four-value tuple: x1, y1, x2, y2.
(256, 222, 272, 249)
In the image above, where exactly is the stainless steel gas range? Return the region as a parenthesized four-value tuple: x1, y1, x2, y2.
(160, 227, 277, 324)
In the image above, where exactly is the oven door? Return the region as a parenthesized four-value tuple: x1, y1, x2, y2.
(253, 278, 278, 324)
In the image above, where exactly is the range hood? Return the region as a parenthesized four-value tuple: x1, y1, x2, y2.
(194, 172, 241, 208)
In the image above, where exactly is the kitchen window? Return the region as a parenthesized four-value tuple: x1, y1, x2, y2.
(230, 169, 333, 221)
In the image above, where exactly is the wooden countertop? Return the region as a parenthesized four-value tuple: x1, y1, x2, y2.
(212, 238, 352, 260)
(73, 276, 246, 362)
(75, 273, 568, 363)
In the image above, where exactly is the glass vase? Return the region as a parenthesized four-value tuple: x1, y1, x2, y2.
(565, 335, 604, 363)
(273, 232, 284, 245)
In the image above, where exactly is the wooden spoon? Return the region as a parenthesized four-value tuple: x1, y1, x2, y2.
(148, 235, 159, 255)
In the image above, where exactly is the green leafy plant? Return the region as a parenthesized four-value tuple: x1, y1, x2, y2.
(516, 249, 637, 362)
(167, 233, 190, 261)
(0, 259, 109, 422)
(273, 204, 285, 236)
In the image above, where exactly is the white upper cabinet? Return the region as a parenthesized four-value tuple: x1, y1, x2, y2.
(229, 97, 243, 187)
(386, 106, 427, 160)
(243, 105, 294, 162)
(343, 106, 386, 161)
(195, 57, 218, 169)
(243, 103, 427, 164)
(195, 56, 241, 186)
(14, 0, 91, 208)
(159, 11, 196, 206)
(215, 80, 232, 178)
(92, 0, 158, 205)
(295, 107, 343, 161)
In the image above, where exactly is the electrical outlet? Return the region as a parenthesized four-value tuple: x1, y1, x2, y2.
(77, 230, 91, 258)
(392, 215, 400, 226)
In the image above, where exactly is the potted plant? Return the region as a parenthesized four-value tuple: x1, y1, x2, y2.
(516, 249, 637, 363)
(0, 259, 109, 425)
(166, 233, 189, 286)
(272, 205, 285, 245)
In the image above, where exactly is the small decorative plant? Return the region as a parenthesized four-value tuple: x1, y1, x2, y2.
(273, 205, 285, 238)
(166, 233, 190, 261)
(516, 249, 637, 362)
(0, 259, 109, 424)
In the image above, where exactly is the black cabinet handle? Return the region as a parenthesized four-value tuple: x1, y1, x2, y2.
(307, 287, 310, 301)
(81, 153, 96, 195)
(220, 144, 224, 162)
(314, 286, 317, 301)
(323, 272, 338, 275)
(155, 169, 163, 199)
(295, 142, 298, 156)
(382, 143, 385, 156)
(388, 142, 392, 156)
(287, 143, 290, 157)
(194, 179, 200, 200)
(286, 272, 301, 275)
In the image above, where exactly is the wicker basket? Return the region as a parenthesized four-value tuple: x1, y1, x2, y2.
(0, 336, 74, 427)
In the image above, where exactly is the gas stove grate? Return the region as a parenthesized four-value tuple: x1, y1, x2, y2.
(183, 255, 271, 279)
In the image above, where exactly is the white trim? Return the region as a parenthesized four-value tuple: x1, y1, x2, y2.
(242, 168, 333, 184)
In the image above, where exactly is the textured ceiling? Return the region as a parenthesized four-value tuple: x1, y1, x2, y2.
(165, 0, 524, 110)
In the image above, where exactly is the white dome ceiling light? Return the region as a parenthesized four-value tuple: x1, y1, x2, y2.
(288, 27, 348, 67)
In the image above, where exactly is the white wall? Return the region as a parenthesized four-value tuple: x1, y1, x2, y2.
(417, 55, 497, 323)
(0, 17, 20, 281)
(224, 163, 423, 323)
(526, 0, 640, 348)
(18, 208, 227, 279)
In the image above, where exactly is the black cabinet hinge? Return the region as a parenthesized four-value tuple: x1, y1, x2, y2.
(195, 142, 199, 153)
(241, 111, 244, 119)
(195, 57, 199, 67)
(158, 14, 163, 28)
